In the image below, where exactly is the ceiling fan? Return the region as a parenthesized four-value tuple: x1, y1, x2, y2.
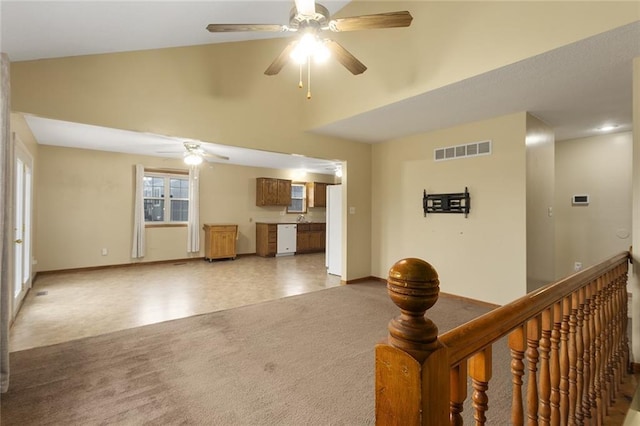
(206, 0, 413, 97)
(158, 141, 230, 166)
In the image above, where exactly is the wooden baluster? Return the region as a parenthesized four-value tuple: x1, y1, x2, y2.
(614, 264, 628, 388)
(594, 277, 604, 423)
(603, 275, 615, 408)
(560, 297, 571, 424)
(470, 347, 492, 426)
(575, 287, 586, 425)
(620, 266, 630, 375)
(582, 283, 595, 423)
(450, 362, 467, 426)
(612, 266, 624, 398)
(611, 268, 621, 393)
(539, 308, 552, 424)
(615, 265, 626, 387)
(550, 302, 562, 425)
(509, 325, 526, 426)
(568, 292, 578, 424)
(375, 258, 449, 426)
(526, 317, 541, 425)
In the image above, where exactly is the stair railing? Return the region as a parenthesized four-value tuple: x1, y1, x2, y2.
(375, 252, 630, 425)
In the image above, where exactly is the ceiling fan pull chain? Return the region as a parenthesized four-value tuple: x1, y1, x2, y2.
(307, 56, 312, 100)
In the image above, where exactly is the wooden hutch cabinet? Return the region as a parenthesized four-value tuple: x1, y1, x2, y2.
(203, 224, 238, 261)
(256, 178, 291, 206)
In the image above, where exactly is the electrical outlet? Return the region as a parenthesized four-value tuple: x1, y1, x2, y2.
(574, 262, 582, 272)
(101, 248, 108, 256)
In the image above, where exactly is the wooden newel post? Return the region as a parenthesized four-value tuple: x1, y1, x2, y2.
(375, 258, 450, 425)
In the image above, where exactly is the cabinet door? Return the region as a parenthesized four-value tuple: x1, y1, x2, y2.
(296, 224, 311, 252)
(277, 179, 291, 205)
(310, 223, 325, 251)
(258, 178, 279, 205)
(307, 182, 329, 208)
(314, 183, 327, 207)
(212, 230, 235, 257)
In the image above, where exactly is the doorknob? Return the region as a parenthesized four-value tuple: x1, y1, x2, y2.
(14, 239, 22, 244)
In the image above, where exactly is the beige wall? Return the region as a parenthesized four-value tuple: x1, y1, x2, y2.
(372, 112, 527, 306)
(9, 4, 638, 282)
(10, 43, 373, 280)
(555, 132, 632, 279)
(36, 144, 335, 271)
(526, 114, 555, 292)
(307, 2, 640, 129)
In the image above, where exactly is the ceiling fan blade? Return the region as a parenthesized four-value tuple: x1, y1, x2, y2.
(203, 153, 230, 161)
(264, 41, 297, 76)
(329, 11, 413, 32)
(324, 40, 367, 75)
(206, 24, 286, 33)
(294, 0, 316, 16)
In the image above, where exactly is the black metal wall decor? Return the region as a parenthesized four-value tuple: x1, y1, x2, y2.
(423, 187, 470, 218)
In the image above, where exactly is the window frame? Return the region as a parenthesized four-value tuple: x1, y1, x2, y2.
(143, 169, 190, 227)
(286, 182, 307, 214)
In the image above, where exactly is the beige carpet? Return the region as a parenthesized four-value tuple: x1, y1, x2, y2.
(1, 282, 499, 425)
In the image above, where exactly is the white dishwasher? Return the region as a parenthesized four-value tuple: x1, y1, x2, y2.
(276, 224, 297, 256)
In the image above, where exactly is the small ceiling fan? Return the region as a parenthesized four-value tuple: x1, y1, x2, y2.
(206, 0, 412, 97)
(158, 141, 230, 166)
(182, 142, 230, 166)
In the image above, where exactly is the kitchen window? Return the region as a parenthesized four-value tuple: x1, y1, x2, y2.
(287, 183, 307, 214)
(143, 171, 189, 224)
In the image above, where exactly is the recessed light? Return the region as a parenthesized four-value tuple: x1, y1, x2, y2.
(597, 124, 619, 132)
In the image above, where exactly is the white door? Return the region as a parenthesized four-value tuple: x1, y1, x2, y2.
(326, 184, 342, 276)
(13, 136, 33, 316)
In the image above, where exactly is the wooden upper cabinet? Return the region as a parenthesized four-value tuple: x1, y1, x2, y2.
(277, 179, 291, 205)
(256, 177, 292, 206)
(307, 182, 330, 208)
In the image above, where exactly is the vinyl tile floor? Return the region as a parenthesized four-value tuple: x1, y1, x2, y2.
(10, 253, 342, 352)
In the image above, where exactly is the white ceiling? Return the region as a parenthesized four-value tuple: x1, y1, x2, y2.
(2, 2, 639, 171)
(23, 115, 343, 175)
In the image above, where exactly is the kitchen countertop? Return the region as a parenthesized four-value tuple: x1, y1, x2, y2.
(255, 221, 326, 225)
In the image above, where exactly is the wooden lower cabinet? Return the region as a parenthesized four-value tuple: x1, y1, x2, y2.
(257, 222, 325, 257)
(256, 223, 278, 257)
(296, 223, 326, 254)
(203, 224, 238, 261)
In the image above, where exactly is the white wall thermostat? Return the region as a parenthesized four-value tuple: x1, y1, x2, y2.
(572, 194, 589, 205)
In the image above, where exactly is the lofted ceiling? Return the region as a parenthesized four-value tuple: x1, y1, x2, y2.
(1, 1, 639, 171)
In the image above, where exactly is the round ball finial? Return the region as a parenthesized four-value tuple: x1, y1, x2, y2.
(387, 258, 440, 313)
(386, 258, 441, 358)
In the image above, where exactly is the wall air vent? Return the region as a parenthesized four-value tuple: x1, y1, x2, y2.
(434, 140, 492, 162)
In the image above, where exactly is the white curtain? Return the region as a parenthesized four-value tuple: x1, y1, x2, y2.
(187, 166, 200, 253)
(1, 52, 12, 393)
(131, 164, 145, 258)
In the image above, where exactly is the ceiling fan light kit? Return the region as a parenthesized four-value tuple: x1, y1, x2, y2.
(184, 152, 204, 166)
(206, 0, 413, 99)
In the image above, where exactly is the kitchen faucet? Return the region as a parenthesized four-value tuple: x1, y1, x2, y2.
(297, 214, 305, 223)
